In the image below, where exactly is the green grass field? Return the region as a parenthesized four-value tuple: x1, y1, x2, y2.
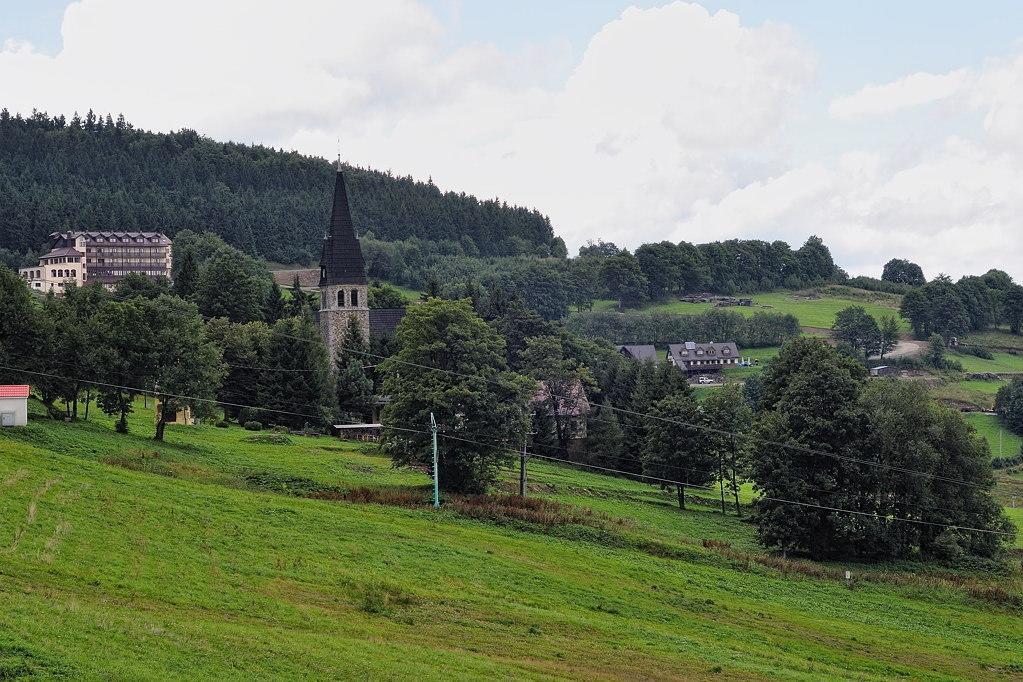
(962, 412, 1023, 459)
(951, 351, 1023, 374)
(591, 289, 906, 332)
(1, 402, 1021, 679)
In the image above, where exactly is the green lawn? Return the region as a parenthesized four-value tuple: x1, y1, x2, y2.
(722, 346, 780, 379)
(962, 412, 1023, 459)
(592, 289, 906, 331)
(951, 350, 1023, 374)
(1, 402, 1021, 679)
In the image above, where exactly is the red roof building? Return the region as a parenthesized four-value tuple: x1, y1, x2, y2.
(0, 385, 30, 399)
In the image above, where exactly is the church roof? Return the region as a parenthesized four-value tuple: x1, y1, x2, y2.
(319, 171, 367, 286)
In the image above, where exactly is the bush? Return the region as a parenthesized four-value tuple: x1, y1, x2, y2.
(929, 528, 966, 562)
(991, 453, 1023, 469)
(240, 433, 293, 445)
(243, 421, 263, 431)
(959, 345, 994, 360)
(215, 420, 230, 428)
(237, 407, 260, 424)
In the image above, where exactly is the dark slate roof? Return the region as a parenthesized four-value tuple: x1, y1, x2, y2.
(667, 341, 740, 364)
(41, 247, 83, 259)
(319, 171, 367, 286)
(616, 344, 657, 362)
(369, 308, 406, 338)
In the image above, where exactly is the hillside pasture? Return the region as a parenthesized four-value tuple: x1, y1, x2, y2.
(962, 412, 1023, 459)
(1, 402, 1021, 679)
(590, 288, 906, 332)
(952, 350, 1023, 374)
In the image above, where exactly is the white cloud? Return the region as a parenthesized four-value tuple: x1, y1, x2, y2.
(829, 70, 969, 119)
(0, 0, 815, 254)
(5, 0, 1022, 281)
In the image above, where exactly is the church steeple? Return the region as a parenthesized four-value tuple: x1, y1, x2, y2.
(318, 170, 367, 287)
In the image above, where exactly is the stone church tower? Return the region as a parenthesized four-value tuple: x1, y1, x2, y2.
(318, 170, 370, 364)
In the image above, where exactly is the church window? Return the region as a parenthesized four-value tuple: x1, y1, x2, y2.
(351, 289, 359, 307)
(337, 290, 345, 307)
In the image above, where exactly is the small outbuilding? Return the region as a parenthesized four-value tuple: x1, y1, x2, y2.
(869, 365, 897, 377)
(0, 385, 30, 427)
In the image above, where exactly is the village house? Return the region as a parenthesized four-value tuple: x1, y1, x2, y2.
(666, 341, 741, 374)
(0, 385, 30, 427)
(19, 230, 173, 293)
(616, 344, 658, 362)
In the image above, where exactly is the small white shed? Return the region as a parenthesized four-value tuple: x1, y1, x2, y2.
(0, 385, 30, 427)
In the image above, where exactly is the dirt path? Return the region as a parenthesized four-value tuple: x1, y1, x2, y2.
(879, 338, 927, 360)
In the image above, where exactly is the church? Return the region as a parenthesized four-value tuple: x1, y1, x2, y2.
(317, 169, 405, 364)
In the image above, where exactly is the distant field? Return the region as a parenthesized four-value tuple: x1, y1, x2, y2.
(962, 412, 1023, 459)
(930, 381, 1000, 411)
(952, 350, 1023, 374)
(965, 328, 1023, 352)
(591, 289, 907, 332)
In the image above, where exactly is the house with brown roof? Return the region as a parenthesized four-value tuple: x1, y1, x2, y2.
(666, 341, 740, 374)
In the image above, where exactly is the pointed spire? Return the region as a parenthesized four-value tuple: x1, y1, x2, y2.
(319, 171, 367, 286)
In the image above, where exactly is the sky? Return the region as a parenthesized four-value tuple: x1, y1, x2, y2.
(4, 1, 1023, 280)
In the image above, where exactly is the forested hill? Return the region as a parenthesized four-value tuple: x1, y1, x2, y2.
(0, 110, 562, 263)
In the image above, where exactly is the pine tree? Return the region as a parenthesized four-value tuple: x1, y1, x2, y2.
(173, 246, 198, 298)
(336, 316, 373, 421)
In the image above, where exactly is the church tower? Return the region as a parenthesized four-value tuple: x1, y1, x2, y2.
(318, 170, 370, 364)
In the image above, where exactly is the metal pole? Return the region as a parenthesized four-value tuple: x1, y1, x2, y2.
(718, 447, 726, 515)
(430, 412, 439, 508)
(519, 431, 528, 497)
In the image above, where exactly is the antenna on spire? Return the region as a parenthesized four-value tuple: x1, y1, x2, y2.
(336, 137, 341, 171)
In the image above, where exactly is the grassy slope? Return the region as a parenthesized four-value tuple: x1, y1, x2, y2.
(962, 413, 1023, 459)
(2, 405, 1022, 679)
(590, 289, 905, 332)
(951, 351, 1023, 374)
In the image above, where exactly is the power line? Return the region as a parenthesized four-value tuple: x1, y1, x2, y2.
(3, 363, 1012, 536)
(272, 334, 993, 492)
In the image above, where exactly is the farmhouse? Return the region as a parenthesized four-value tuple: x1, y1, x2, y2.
(0, 385, 30, 427)
(616, 344, 657, 362)
(666, 341, 741, 373)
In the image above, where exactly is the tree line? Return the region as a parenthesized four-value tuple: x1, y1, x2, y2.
(0, 109, 562, 264)
(1, 264, 1012, 562)
(380, 296, 1013, 562)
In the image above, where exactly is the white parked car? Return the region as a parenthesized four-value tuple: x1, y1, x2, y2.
(696, 376, 715, 385)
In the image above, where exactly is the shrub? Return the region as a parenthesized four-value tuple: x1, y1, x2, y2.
(237, 407, 260, 424)
(215, 420, 230, 428)
(240, 433, 292, 445)
(243, 421, 262, 431)
(959, 345, 993, 360)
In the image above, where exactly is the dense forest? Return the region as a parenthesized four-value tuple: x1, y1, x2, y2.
(0, 109, 562, 263)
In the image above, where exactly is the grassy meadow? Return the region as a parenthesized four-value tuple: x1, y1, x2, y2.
(962, 412, 1023, 459)
(589, 288, 905, 332)
(1, 400, 1021, 679)
(951, 350, 1023, 374)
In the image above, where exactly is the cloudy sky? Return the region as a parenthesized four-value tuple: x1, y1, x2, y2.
(4, 0, 1023, 279)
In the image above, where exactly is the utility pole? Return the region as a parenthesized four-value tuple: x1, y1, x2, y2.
(519, 430, 528, 497)
(430, 412, 439, 509)
(718, 446, 726, 515)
